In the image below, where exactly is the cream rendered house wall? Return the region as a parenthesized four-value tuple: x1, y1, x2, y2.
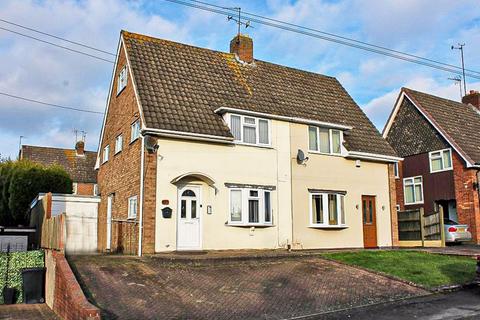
(289, 123, 393, 249)
(154, 120, 292, 252)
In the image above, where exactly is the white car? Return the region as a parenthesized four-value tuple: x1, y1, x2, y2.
(444, 219, 472, 243)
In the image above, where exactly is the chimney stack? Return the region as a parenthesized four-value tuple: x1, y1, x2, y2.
(462, 90, 480, 110)
(75, 140, 85, 156)
(230, 34, 253, 63)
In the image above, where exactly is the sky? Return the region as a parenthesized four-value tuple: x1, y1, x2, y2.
(0, 0, 479, 159)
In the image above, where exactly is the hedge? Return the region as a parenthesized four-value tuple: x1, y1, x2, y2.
(0, 160, 72, 226)
(0, 250, 45, 304)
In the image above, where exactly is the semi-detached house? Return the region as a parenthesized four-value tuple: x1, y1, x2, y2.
(96, 31, 401, 255)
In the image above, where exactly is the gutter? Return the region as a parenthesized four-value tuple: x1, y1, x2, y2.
(142, 128, 234, 144)
(138, 135, 145, 257)
(346, 151, 403, 163)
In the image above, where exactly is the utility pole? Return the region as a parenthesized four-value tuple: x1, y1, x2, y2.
(18, 135, 25, 159)
(451, 43, 467, 96)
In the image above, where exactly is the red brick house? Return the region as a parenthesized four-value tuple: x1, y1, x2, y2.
(20, 141, 98, 196)
(383, 88, 480, 243)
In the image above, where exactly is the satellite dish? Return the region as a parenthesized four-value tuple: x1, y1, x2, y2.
(144, 135, 158, 153)
(297, 149, 309, 164)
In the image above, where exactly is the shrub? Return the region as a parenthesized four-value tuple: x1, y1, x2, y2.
(0, 161, 72, 226)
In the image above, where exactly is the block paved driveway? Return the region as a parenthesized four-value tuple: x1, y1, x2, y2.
(0, 304, 59, 320)
(70, 255, 428, 320)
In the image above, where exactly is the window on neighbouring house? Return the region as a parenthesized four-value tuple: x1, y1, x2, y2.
(117, 65, 128, 95)
(394, 162, 399, 178)
(404, 176, 423, 204)
(429, 149, 452, 173)
(308, 126, 343, 155)
(115, 135, 123, 154)
(128, 196, 138, 219)
(131, 120, 140, 142)
(72, 183, 78, 195)
(102, 145, 110, 163)
(310, 192, 345, 227)
(229, 188, 272, 225)
(93, 184, 99, 196)
(229, 114, 270, 146)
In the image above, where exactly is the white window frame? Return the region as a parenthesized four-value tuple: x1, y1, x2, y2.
(102, 145, 110, 163)
(394, 162, 399, 178)
(429, 148, 453, 173)
(308, 126, 344, 155)
(72, 182, 78, 195)
(309, 192, 346, 227)
(131, 120, 140, 142)
(115, 134, 123, 154)
(227, 113, 271, 147)
(128, 195, 138, 219)
(228, 188, 273, 226)
(403, 176, 424, 205)
(117, 65, 128, 95)
(93, 184, 99, 196)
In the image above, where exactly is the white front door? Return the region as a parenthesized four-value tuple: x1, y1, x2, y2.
(106, 195, 113, 251)
(177, 186, 202, 250)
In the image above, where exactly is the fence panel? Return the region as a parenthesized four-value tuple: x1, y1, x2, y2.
(398, 209, 422, 241)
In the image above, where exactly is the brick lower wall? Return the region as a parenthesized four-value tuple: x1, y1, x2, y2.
(388, 163, 399, 246)
(452, 152, 480, 244)
(45, 250, 100, 320)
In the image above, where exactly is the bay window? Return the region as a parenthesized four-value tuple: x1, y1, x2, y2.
(229, 114, 270, 146)
(310, 192, 346, 227)
(308, 126, 343, 155)
(229, 188, 272, 225)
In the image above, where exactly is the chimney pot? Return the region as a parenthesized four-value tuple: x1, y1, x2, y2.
(230, 34, 253, 63)
(75, 141, 85, 156)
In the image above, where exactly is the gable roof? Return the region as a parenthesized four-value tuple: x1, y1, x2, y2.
(384, 87, 480, 166)
(121, 31, 396, 158)
(20, 145, 97, 183)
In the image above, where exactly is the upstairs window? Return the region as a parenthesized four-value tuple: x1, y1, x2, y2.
(308, 126, 343, 155)
(404, 176, 423, 204)
(229, 114, 270, 146)
(102, 145, 110, 163)
(115, 135, 123, 154)
(131, 120, 140, 142)
(429, 149, 452, 173)
(229, 188, 272, 225)
(310, 192, 346, 227)
(117, 65, 128, 95)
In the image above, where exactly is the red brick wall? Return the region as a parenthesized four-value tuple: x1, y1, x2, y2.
(388, 163, 399, 246)
(49, 251, 100, 320)
(452, 151, 480, 243)
(97, 40, 156, 255)
(76, 183, 95, 196)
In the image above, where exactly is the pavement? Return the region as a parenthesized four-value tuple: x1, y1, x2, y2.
(0, 304, 59, 320)
(69, 255, 427, 320)
(316, 286, 480, 320)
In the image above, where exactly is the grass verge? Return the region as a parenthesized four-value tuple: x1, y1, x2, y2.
(322, 250, 476, 289)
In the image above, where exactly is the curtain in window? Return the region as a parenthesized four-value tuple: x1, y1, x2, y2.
(243, 126, 256, 144)
(328, 194, 338, 225)
(319, 128, 330, 153)
(259, 120, 269, 144)
(248, 199, 259, 223)
(309, 127, 318, 151)
(312, 195, 323, 224)
(230, 190, 242, 222)
(231, 115, 241, 140)
(264, 192, 271, 222)
(332, 130, 341, 154)
(340, 195, 345, 225)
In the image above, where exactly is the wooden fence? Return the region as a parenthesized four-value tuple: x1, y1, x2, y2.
(397, 207, 444, 247)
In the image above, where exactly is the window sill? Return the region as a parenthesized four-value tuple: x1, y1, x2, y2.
(405, 202, 424, 205)
(308, 150, 344, 157)
(308, 225, 348, 229)
(116, 86, 126, 97)
(114, 150, 122, 156)
(233, 141, 273, 149)
(225, 223, 274, 228)
(129, 137, 139, 145)
(430, 168, 453, 174)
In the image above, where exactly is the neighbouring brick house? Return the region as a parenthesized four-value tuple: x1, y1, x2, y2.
(20, 142, 98, 196)
(97, 30, 401, 255)
(384, 88, 480, 243)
